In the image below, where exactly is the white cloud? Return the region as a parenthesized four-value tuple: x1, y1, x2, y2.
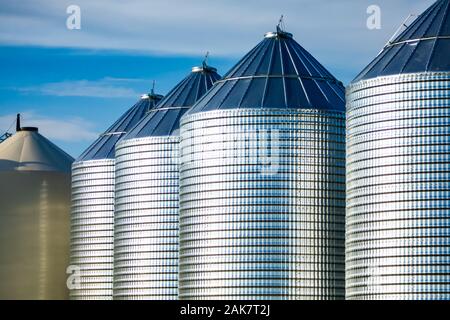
(0, 1, 435, 55)
(0, 0, 437, 80)
(0, 111, 99, 142)
(15, 77, 150, 98)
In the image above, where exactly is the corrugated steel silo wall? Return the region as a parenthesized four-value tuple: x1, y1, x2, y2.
(346, 72, 450, 300)
(70, 160, 115, 299)
(113, 137, 178, 299)
(179, 109, 346, 300)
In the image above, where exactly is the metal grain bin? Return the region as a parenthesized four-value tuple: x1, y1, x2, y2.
(346, 0, 450, 300)
(70, 93, 162, 300)
(0, 126, 73, 299)
(113, 64, 220, 300)
(179, 28, 346, 300)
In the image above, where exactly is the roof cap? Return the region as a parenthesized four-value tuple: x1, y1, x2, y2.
(141, 92, 164, 100)
(192, 52, 218, 73)
(265, 16, 293, 39)
(192, 65, 218, 73)
(264, 24, 293, 39)
(20, 127, 38, 132)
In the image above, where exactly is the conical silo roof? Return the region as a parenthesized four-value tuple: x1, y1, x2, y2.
(0, 127, 73, 172)
(122, 64, 221, 139)
(186, 29, 345, 116)
(354, 0, 450, 82)
(77, 92, 163, 161)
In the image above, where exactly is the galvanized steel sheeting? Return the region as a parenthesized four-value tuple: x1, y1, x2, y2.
(179, 109, 346, 300)
(113, 137, 179, 299)
(70, 159, 115, 299)
(112, 66, 220, 300)
(70, 94, 162, 300)
(346, 72, 450, 300)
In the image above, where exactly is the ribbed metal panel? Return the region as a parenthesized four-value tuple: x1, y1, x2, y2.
(70, 94, 161, 300)
(112, 65, 219, 300)
(346, 72, 450, 300)
(113, 137, 179, 300)
(70, 159, 115, 299)
(179, 109, 346, 300)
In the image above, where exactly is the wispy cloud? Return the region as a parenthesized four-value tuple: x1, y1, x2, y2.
(15, 77, 150, 98)
(0, 1, 435, 63)
(0, 111, 99, 142)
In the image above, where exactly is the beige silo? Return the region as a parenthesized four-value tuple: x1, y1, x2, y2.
(0, 126, 73, 299)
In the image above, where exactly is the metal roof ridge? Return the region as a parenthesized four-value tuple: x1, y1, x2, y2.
(385, 35, 450, 48)
(216, 74, 343, 85)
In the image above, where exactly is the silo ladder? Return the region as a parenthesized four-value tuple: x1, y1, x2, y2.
(0, 132, 12, 144)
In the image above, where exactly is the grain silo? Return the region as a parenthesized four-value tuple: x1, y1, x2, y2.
(113, 63, 220, 300)
(0, 121, 73, 299)
(179, 27, 346, 300)
(70, 92, 162, 300)
(346, 0, 450, 300)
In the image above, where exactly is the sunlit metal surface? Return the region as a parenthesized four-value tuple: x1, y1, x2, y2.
(70, 94, 162, 300)
(70, 159, 115, 299)
(179, 109, 346, 300)
(113, 138, 179, 299)
(113, 66, 220, 300)
(179, 28, 345, 300)
(346, 0, 450, 300)
(346, 72, 450, 300)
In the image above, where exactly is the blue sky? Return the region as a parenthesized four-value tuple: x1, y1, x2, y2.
(0, 0, 434, 157)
